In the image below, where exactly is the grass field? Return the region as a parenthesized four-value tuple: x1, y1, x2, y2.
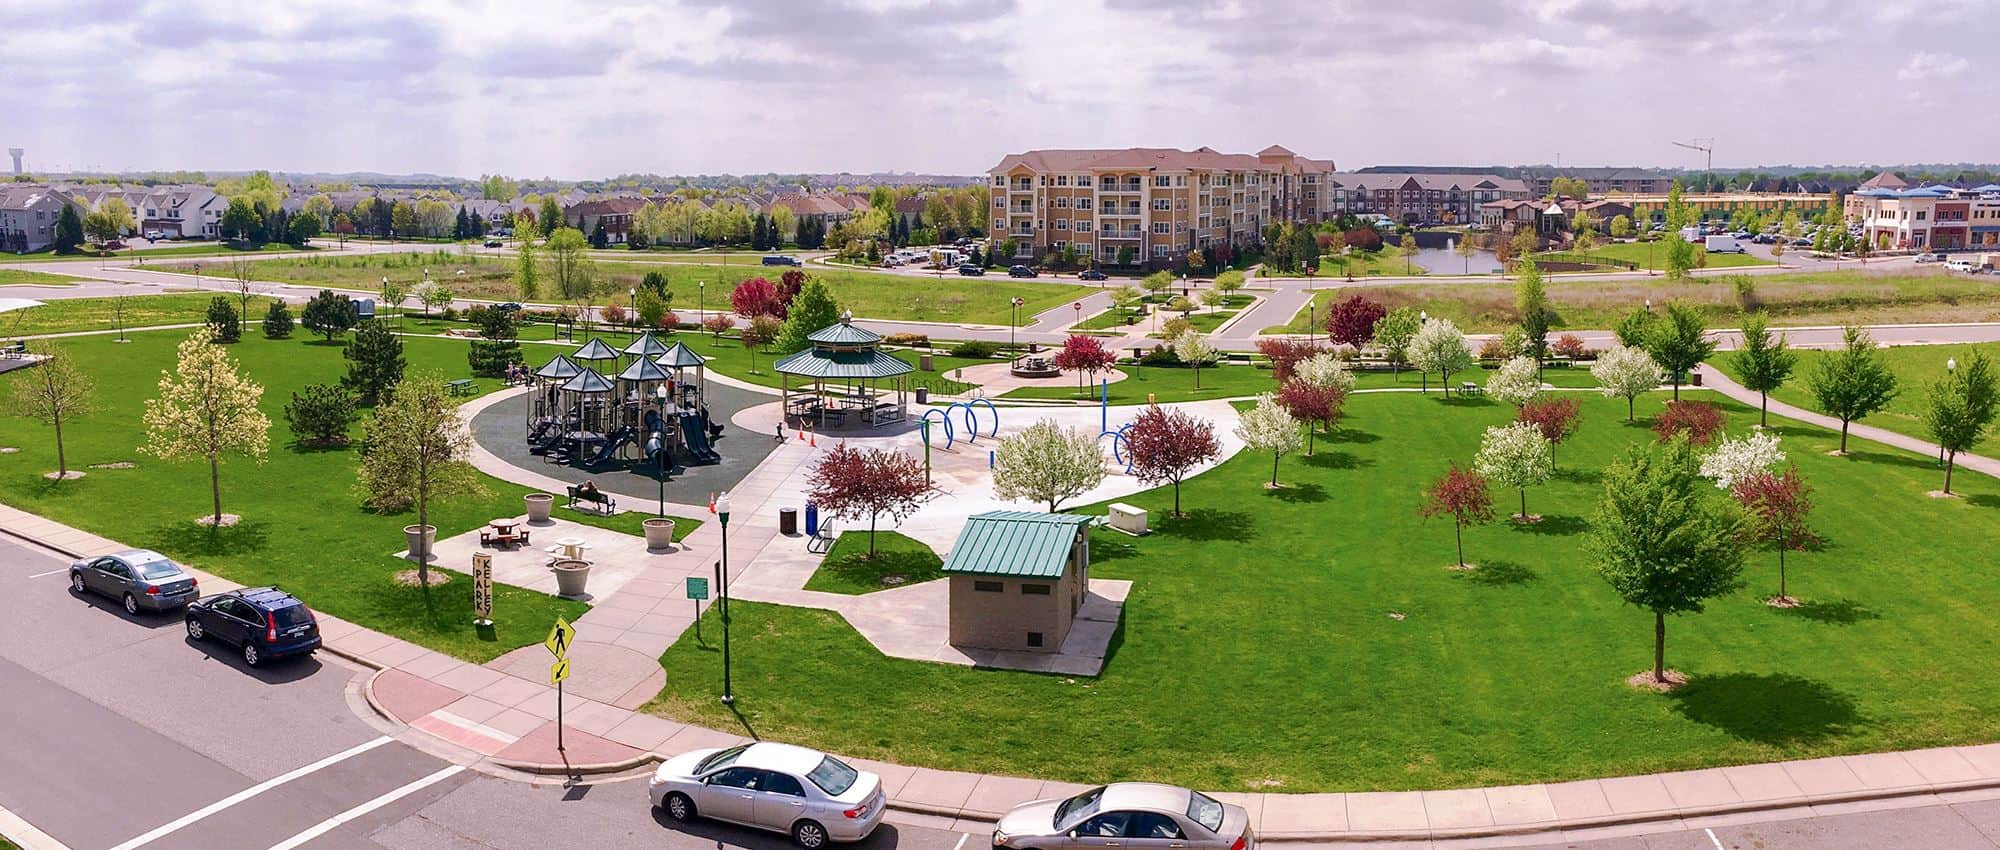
(649, 389, 2000, 792)
(22, 242, 313, 262)
(1001, 360, 1600, 405)
(0, 269, 81, 286)
(3, 293, 279, 338)
(1710, 341, 2000, 459)
(803, 531, 944, 595)
(1554, 242, 1774, 272)
(1263, 270, 2000, 335)
(0, 330, 588, 662)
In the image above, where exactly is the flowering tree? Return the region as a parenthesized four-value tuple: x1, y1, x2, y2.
(701, 313, 736, 339)
(1516, 397, 1580, 468)
(1172, 330, 1218, 389)
(806, 443, 939, 557)
(1654, 400, 1726, 446)
(1124, 405, 1220, 517)
(1234, 393, 1303, 487)
(1294, 351, 1356, 393)
(142, 331, 271, 527)
(1278, 379, 1345, 455)
(1054, 334, 1117, 396)
(1326, 294, 1387, 352)
(1256, 337, 1320, 383)
(1409, 317, 1474, 396)
(730, 277, 786, 319)
(1592, 345, 1665, 422)
(1485, 355, 1543, 406)
(1419, 464, 1494, 568)
(741, 314, 782, 373)
(992, 419, 1105, 513)
(1372, 307, 1422, 377)
(8, 343, 94, 481)
(356, 373, 486, 586)
(1732, 466, 1817, 605)
(1552, 334, 1588, 360)
(1699, 431, 1785, 490)
(1475, 422, 1553, 522)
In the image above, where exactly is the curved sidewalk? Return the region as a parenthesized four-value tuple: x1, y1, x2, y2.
(1696, 364, 2000, 482)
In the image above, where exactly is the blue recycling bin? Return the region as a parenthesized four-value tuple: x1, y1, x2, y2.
(804, 502, 819, 537)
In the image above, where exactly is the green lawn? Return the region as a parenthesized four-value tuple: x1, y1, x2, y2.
(802, 531, 944, 595)
(0, 330, 587, 662)
(23, 242, 313, 262)
(555, 506, 704, 542)
(1002, 360, 1599, 405)
(4, 293, 278, 338)
(1551, 242, 1773, 272)
(0, 269, 80, 286)
(1710, 341, 2000, 458)
(650, 389, 2000, 792)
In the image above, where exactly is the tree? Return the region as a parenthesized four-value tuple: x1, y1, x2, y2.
(413, 280, 454, 317)
(205, 296, 241, 343)
(1452, 232, 1479, 273)
(1124, 405, 1220, 517)
(1592, 345, 1665, 422)
(805, 443, 938, 557)
(544, 227, 595, 300)
(1476, 422, 1553, 521)
(284, 383, 356, 447)
(263, 300, 293, 339)
(1923, 350, 1997, 494)
(142, 331, 271, 527)
(774, 278, 840, 355)
(1214, 269, 1246, 296)
(703, 313, 736, 339)
(1610, 215, 1634, 239)
(1142, 270, 1175, 300)
(1108, 284, 1144, 317)
(1409, 317, 1474, 396)
(1590, 435, 1745, 685)
(1257, 337, 1321, 383)
(1615, 307, 1656, 348)
(1699, 430, 1785, 491)
(1198, 287, 1229, 313)
(8, 343, 93, 480)
(342, 320, 406, 406)
(99, 196, 134, 237)
(83, 209, 121, 247)
(1654, 400, 1725, 446)
(356, 373, 486, 587)
(1373, 307, 1422, 377)
(1054, 334, 1116, 395)
(635, 287, 669, 329)
(53, 202, 85, 253)
(992, 419, 1106, 513)
(1325, 294, 1386, 352)
(1517, 396, 1581, 467)
(301, 289, 356, 341)
(515, 231, 539, 299)
(1732, 467, 1817, 605)
(1419, 465, 1494, 568)
(1278, 379, 1345, 455)
(1514, 258, 1550, 371)
(731, 277, 785, 319)
(220, 197, 260, 242)
(1172, 330, 1217, 389)
(1294, 350, 1356, 393)
(741, 314, 781, 373)
(376, 277, 408, 327)
(466, 307, 521, 377)
(538, 197, 563, 237)
(1485, 356, 1542, 407)
(1807, 326, 1899, 453)
(1235, 393, 1304, 487)
(288, 212, 321, 246)
(1645, 302, 1716, 400)
(1731, 312, 1796, 427)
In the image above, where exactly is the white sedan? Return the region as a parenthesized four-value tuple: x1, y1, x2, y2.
(649, 742, 885, 848)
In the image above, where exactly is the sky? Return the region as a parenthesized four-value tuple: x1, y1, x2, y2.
(4, 0, 1996, 180)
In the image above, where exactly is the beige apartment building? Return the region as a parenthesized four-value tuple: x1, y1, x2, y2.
(984, 145, 1335, 266)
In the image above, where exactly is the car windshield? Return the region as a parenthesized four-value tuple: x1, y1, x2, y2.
(806, 756, 859, 796)
(1186, 791, 1225, 833)
(1053, 786, 1106, 830)
(272, 604, 314, 627)
(139, 562, 183, 579)
(696, 744, 751, 774)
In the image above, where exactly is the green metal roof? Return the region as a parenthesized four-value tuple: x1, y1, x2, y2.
(940, 512, 1095, 579)
(773, 347, 915, 380)
(572, 338, 620, 361)
(808, 320, 882, 346)
(623, 333, 670, 359)
(656, 341, 706, 368)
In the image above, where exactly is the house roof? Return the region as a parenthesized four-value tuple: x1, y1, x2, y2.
(1330, 172, 1530, 194)
(656, 341, 706, 368)
(571, 338, 621, 361)
(772, 347, 914, 380)
(1860, 170, 1910, 190)
(940, 512, 1096, 579)
(988, 145, 1332, 175)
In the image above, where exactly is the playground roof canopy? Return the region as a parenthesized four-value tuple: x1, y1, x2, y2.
(623, 333, 670, 359)
(572, 338, 620, 361)
(559, 368, 616, 394)
(534, 354, 582, 380)
(0, 298, 46, 314)
(616, 357, 671, 383)
(773, 347, 915, 380)
(656, 341, 705, 369)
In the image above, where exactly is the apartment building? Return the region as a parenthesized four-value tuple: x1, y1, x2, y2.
(1521, 167, 1674, 197)
(1847, 183, 2000, 251)
(984, 145, 1335, 265)
(0, 186, 74, 253)
(1329, 172, 1530, 226)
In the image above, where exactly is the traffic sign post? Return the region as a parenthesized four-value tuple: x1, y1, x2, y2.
(545, 616, 575, 761)
(686, 577, 710, 644)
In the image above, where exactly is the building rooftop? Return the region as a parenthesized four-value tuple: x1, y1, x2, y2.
(940, 512, 1096, 580)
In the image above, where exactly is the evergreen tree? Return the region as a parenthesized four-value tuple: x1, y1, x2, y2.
(453, 207, 470, 240)
(54, 203, 86, 253)
(205, 296, 241, 343)
(590, 220, 608, 248)
(466, 307, 523, 377)
(301, 289, 356, 341)
(774, 278, 841, 354)
(263, 300, 293, 339)
(342, 320, 406, 406)
(538, 197, 563, 237)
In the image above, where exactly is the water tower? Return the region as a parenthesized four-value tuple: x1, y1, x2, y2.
(6, 148, 20, 176)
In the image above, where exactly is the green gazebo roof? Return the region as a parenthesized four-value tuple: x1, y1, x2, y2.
(808, 317, 883, 346)
(773, 347, 915, 380)
(940, 512, 1096, 579)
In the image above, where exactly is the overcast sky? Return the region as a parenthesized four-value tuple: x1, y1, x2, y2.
(4, 0, 1994, 179)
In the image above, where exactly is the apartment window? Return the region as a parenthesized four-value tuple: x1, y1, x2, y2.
(1152, 199, 1170, 211)
(1178, 222, 1189, 232)
(1100, 222, 1113, 233)
(1056, 175, 1069, 187)
(1076, 198, 1092, 210)
(1917, 211, 1927, 220)
(1021, 584, 1051, 596)
(993, 176, 1005, 186)
(1199, 217, 1209, 229)
(1055, 219, 1068, 230)
(1175, 176, 1186, 187)
(1151, 245, 1170, 258)
(1154, 176, 1170, 187)
(974, 580, 1003, 593)
(1055, 197, 1069, 209)
(1075, 219, 1091, 231)
(1078, 175, 1093, 187)
(1176, 199, 1187, 210)
(995, 196, 1005, 208)
(1152, 222, 1170, 234)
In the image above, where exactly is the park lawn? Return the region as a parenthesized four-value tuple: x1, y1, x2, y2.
(1002, 360, 1599, 404)
(4, 293, 279, 337)
(22, 242, 313, 262)
(802, 531, 944, 595)
(0, 269, 81, 286)
(554, 506, 704, 542)
(650, 389, 2000, 792)
(1263, 270, 2000, 335)
(0, 329, 588, 662)
(1075, 307, 1146, 330)
(1557, 242, 1773, 272)
(1710, 341, 2000, 458)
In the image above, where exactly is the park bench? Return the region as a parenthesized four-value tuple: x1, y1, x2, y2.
(806, 518, 838, 554)
(566, 485, 617, 514)
(446, 378, 477, 396)
(0, 341, 25, 359)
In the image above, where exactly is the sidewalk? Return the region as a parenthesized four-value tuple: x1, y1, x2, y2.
(1697, 364, 2000, 482)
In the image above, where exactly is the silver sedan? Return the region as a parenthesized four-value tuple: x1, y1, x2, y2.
(994, 783, 1255, 850)
(69, 549, 199, 615)
(649, 742, 884, 848)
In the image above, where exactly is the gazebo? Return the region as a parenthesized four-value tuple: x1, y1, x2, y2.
(622, 332, 669, 364)
(773, 312, 913, 429)
(572, 338, 620, 368)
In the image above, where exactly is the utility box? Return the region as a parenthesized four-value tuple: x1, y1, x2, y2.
(1107, 503, 1148, 536)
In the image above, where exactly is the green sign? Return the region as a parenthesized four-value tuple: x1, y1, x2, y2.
(685, 576, 710, 600)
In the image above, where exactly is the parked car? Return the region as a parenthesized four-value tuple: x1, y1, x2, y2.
(1079, 268, 1108, 281)
(650, 742, 885, 848)
(69, 549, 198, 615)
(993, 783, 1254, 850)
(1946, 258, 1980, 273)
(184, 586, 321, 667)
(1704, 235, 1746, 254)
(958, 264, 986, 276)
(762, 255, 804, 267)
(493, 302, 524, 313)
(143, 229, 166, 241)
(1008, 264, 1039, 278)
(1791, 238, 1812, 247)
(484, 239, 504, 248)
(1915, 252, 1943, 263)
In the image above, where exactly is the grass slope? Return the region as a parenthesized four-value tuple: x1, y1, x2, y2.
(1002, 361, 1600, 405)
(1557, 242, 1773, 272)
(5, 293, 278, 338)
(1710, 341, 2000, 458)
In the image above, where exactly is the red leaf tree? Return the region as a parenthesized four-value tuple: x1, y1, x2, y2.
(1054, 334, 1117, 396)
(1256, 337, 1321, 383)
(1326, 294, 1387, 351)
(1653, 400, 1726, 446)
(1277, 378, 1346, 456)
(1731, 466, 1818, 605)
(702, 313, 736, 339)
(730, 277, 786, 319)
(1123, 406, 1220, 517)
(1516, 396, 1581, 467)
(806, 443, 939, 557)
(777, 269, 808, 309)
(1419, 464, 1495, 568)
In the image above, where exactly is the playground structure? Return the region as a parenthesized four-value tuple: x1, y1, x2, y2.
(524, 334, 722, 474)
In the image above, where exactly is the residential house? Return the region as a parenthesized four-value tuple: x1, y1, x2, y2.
(0, 187, 74, 253)
(1332, 172, 1530, 227)
(565, 197, 647, 243)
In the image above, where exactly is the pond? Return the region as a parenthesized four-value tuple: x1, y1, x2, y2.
(1410, 246, 1502, 275)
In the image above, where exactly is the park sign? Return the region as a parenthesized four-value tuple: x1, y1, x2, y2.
(685, 576, 710, 600)
(471, 553, 493, 625)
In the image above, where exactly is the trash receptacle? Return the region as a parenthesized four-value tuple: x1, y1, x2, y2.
(916, 386, 930, 405)
(919, 354, 934, 372)
(804, 502, 819, 536)
(1691, 371, 1704, 387)
(779, 507, 798, 536)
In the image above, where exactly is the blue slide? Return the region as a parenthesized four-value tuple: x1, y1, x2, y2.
(679, 413, 720, 463)
(584, 426, 636, 467)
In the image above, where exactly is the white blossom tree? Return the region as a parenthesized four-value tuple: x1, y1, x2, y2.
(992, 419, 1106, 513)
(1699, 431, 1786, 491)
(1294, 351, 1356, 392)
(142, 331, 271, 527)
(1234, 392, 1304, 488)
(1592, 344, 1666, 422)
(1173, 330, 1218, 389)
(1485, 355, 1543, 406)
(1474, 422, 1553, 522)
(1409, 318, 1475, 396)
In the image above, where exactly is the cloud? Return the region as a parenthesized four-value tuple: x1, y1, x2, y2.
(1897, 51, 1970, 81)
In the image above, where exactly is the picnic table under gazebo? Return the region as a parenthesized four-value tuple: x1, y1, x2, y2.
(773, 313, 914, 430)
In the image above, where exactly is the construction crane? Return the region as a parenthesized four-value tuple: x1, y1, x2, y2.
(1673, 138, 1714, 179)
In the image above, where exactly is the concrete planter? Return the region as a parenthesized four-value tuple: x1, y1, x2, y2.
(524, 492, 554, 524)
(403, 524, 436, 562)
(643, 518, 676, 551)
(550, 559, 590, 598)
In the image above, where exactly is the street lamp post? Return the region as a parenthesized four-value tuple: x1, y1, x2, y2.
(1942, 358, 1958, 465)
(629, 287, 637, 330)
(1010, 297, 1024, 356)
(716, 493, 734, 705)
(698, 280, 706, 324)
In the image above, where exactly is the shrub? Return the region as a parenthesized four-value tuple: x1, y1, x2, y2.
(884, 332, 931, 347)
(1654, 400, 1726, 446)
(949, 340, 998, 358)
(1139, 345, 1182, 367)
(1477, 337, 1510, 361)
(263, 301, 294, 339)
(702, 314, 736, 337)
(1161, 317, 1191, 341)
(1343, 227, 1383, 252)
(206, 296, 241, 343)
(1732, 275, 1761, 311)
(439, 306, 459, 321)
(284, 383, 356, 446)
(601, 303, 628, 325)
(657, 310, 680, 331)
(1552, 333, 1587, 360)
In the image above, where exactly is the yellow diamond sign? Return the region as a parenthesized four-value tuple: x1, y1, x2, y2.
(544, 616, 575, 660)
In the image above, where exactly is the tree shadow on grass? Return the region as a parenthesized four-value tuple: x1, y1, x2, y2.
(1763, 425, 1823, 441)
(150, 516, 273, 558)
(1154, 508, 1254, 543)
(1267, 483, 1326, 504)
(1089, 535, 1142, 563)
(1438, 395, 1494, 408)
(1324, 429, 1381, 445)
(1513, 514, 1588, 536)
(813, 550, 943, 592)
(1965, 494, 2000, 511)
(1458, 559, 1538, 586)
(1668, 672, 1860, 745)
(1843, 449, 1938, 473)
(1778, 597, 1882, 625)
(1553, 467, 1602, 485)
(1300, 451, 1371, 470)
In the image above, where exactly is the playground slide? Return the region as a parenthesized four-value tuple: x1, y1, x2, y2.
(679, 413, 720, 463)
(529, 427, 565, 456)
(585, 426, 637, 467)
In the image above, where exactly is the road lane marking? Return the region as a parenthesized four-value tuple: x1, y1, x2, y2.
(262, 764, 465, 850)
(953, 834, 968, 850)
(106, 736, 395, 850)
(26, 569, 65, 578)
(1705, 827, 1725, 849)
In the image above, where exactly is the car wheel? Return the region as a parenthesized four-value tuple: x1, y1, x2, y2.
(663, 792, 695, 822)
(186, 617, 205, 641)
(71, 572, 87, 594)
(123, 593, 140, 615)
(792, 820, 828, 849)
(242, 642, 262, 667)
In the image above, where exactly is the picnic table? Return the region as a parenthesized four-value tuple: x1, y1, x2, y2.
(548, 537, 590, 561)
(447, 378, 477, 396)
(1459, 381, 1482, 395)
(480, 518, 531, 549)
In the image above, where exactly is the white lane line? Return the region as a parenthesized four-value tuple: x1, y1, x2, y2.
(106, 736, 395, 850)
(1705, 826, 1726, 849)
(952, 834, 968, 850)
(263, 764, 465, 850)
(26, 569, 66, 579)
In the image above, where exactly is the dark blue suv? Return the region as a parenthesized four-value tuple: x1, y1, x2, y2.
(185, 586, 322, 667)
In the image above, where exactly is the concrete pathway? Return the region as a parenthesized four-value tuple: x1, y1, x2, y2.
(1696, 364, 2000, 483)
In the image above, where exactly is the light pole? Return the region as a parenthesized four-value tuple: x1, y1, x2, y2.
(650, 400, 668, 516)
(1942, 358, 1958, 465)
(1010, 297, 1024, 356)
(629, 287, 637, 330)
(715, 493, 734, 705)
(698, 280, 706, 325)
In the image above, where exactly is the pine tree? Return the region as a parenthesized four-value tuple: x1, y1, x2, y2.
(263, 301, 293, 339)
(539, 197, 563, 237)
(54, 203, 85, 253)
(342, 320, 406, 406)
(205, 296, 241, 343)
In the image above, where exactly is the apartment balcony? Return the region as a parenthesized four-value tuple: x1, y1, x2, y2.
(1098, 230, 1143, 240)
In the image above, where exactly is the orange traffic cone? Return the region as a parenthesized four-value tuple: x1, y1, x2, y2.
(809, 427, 817, 447)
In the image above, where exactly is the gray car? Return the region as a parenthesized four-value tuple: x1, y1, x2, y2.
(69, 549, 199, 615)
(994, 783, 1255, 850)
